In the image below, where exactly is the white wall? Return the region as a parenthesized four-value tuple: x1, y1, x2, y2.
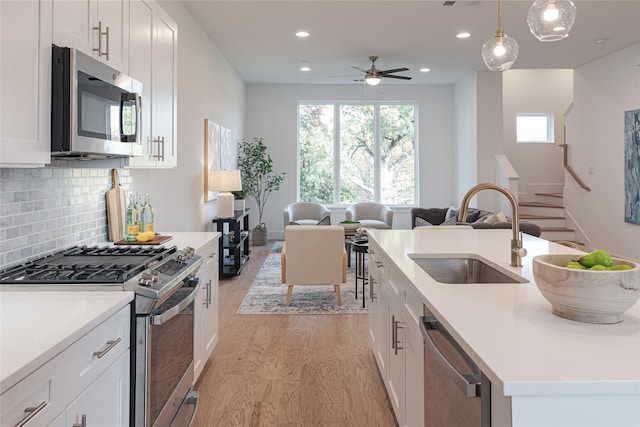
(130, 0, 245, 232)
(566, 43, 640, 261)
(454, 74, 478, 205)
(245, 84, 455, 237)
(502, 69, 573, 200)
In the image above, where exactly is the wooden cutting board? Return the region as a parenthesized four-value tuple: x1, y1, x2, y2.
(106, 169, 126, 242)
(114, 235, 173, 245)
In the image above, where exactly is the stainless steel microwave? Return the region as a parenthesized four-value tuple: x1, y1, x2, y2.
(51, 45, 142, 159)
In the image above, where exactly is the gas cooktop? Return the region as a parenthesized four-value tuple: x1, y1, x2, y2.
(0, 245, 176, 285)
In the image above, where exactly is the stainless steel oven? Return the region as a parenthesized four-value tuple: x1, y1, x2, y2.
(420, 308, 491, 427)
(135, 276, 199, 427)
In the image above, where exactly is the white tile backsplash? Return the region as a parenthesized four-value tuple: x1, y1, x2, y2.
(0, 167, 133, 269)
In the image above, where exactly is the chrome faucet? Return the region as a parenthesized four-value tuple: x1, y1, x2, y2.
(459, 183, 527, 267)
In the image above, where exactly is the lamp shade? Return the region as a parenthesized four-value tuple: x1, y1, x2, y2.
(366, 75, 382, 86)
(209, 169, 242, 192)
(482, 31, 519, 72)
(527, 0, 576, 42)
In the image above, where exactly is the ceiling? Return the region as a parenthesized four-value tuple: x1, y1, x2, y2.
(181, 0, 640, 85)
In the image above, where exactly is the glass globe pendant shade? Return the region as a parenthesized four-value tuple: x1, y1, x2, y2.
(482, 30, 519, 71)
(527, 0, 577, 42)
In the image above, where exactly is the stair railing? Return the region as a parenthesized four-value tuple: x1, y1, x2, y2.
(560, 126, 591, 191)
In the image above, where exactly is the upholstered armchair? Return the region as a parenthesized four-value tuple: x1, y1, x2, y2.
(283, 202, 331, 228)
(281, 225, 347, 306)
(345, 202, 393, 229)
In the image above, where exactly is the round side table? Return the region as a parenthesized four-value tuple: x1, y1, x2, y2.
(352, 240, 369, 308)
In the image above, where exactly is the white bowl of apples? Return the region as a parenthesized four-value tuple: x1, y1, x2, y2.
(532, 250, 640, 324)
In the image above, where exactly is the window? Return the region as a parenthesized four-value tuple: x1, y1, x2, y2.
(516, 113, 554, 143)
(298, 102, 416, 205)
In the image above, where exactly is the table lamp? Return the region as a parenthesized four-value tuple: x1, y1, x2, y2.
(210, 169, 242, 218)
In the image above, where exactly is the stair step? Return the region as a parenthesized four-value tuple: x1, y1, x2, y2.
(519, 201, 565, 216)
(540, 226, 576, 241)
(534, 192, 564, 206)
(519, 214, 566, 228)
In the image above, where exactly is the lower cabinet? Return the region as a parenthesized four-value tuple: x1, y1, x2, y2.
(194, 236, 220, 382)
(0, 304, 131, 426)
(368, 241, 424, 427)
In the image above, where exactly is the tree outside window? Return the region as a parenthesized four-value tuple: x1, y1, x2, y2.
(299, 102, 416, 206)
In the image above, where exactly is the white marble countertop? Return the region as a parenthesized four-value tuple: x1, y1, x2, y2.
(368, 228, 640, 397)
(0, 291, 133, 394)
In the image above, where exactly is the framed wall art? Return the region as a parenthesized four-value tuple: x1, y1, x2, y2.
(204, 119, 235, 202)
(624, 109, 640, 225)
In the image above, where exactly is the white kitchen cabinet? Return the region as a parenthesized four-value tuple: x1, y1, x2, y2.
(52, 0, 129, 72)
(0, 304, 130, 427)
(0, 0, 52, 167)
(194, 236, 220, 382)
(127, 0, 177, 168)
(368, 240, 424, 427)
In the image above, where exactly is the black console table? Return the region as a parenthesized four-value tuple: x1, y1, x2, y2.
(212, 209, 250, 278)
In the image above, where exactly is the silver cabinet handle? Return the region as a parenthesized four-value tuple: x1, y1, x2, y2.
(370, 277, 376, 301)
(93, 337, 121, 359)
(152, 137, 165, 161)
(394, 318, 403, 355)
(72, 414, 87, 427)
(15, 401, 47, 427)
(203, 280, 212, 308)
(391, 315, 396, 350)
(92, 22, 108, 58)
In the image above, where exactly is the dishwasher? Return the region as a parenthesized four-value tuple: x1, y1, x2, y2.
(420, 308, 491, 427)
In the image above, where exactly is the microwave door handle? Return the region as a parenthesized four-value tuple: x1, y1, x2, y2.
(151, 279, 200, 325)
(420, 316, 481, 398)
(120, 93, 141, 142)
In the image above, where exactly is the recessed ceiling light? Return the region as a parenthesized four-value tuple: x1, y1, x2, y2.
(456, 32, 471, 39)
(420, 68, 431, 73)
(300, 61, 311, 72)
(296, 31, 310, 38)
(594, 38, 608, 45)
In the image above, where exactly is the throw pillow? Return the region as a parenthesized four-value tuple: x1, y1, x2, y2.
(463, 209, 482, 223)
(317, 216, 331, 226)
(415, 217, 434, 227)
(483, 211, 507, 224)
(475, 213, 492, 223)
(445, 205, 458, 222)
(440, 216, 458, 226)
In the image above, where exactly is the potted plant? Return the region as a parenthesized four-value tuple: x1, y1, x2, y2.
(237, 137, 285, 245)
(231, 189, 246, 211)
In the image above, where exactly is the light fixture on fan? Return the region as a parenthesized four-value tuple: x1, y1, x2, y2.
(481, 0, 519, 72)
(365, 72, 382, 86)
(527, 0, 576, 42)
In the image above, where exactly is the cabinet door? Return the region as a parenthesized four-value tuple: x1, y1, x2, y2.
(0, 0, 52, 167)
(194, 240, 219, 382)
(387, 297, 406, 426)
(404, 324, 425, 427)
(65, 351, 130, 427)
(53, 0, 128, 70)
(153, 8, 177, 167)
(95, 0, 129, 71)
(127, 0, 156, 167)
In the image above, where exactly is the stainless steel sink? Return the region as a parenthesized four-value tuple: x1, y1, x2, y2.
(410, 255, 528, 284)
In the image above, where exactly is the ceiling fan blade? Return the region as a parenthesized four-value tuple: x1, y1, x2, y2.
(380, 67, 409, 74)
(384, 75, 412, 80)
(351, 66, 368, 73)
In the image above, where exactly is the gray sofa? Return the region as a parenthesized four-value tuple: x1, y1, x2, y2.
(410, 207, 542, 237)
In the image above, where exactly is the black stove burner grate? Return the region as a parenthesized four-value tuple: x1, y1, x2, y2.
(0, 245, 177, 284)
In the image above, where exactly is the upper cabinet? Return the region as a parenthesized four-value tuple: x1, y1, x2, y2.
(0, 0, 52, 167)
(52, 0, 129, 72)
(127, 0, 177, 168)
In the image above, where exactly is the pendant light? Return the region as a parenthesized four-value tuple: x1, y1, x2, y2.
(481, 0, 519, 72)
(527, 0, 577, 42)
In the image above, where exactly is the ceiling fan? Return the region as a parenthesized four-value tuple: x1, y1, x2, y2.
(352, 56, 412, 86)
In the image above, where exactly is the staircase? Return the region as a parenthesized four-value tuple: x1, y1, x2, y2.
(519, 192, 578, 243)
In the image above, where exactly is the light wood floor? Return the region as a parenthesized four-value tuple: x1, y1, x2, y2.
(193, 241, 397, 427)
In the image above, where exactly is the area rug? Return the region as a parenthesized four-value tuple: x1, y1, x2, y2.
(236, 242, 368, 314)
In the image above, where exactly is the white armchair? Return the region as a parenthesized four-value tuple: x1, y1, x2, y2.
(283, 202, 331, 229)
(281, 225, 347, 306)
(345, 202, 393, 229)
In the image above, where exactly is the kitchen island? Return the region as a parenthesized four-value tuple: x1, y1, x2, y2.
(367, 228, 640, 427)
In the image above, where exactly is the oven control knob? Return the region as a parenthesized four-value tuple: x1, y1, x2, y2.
(139, 269, 159, 286)
(176, 246, 195, 262)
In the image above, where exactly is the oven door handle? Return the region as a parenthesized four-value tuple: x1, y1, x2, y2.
(151, 279, 200, 325)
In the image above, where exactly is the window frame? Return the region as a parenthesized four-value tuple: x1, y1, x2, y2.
(516, 112, 555, 144)
(297, 101, 419, 207)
